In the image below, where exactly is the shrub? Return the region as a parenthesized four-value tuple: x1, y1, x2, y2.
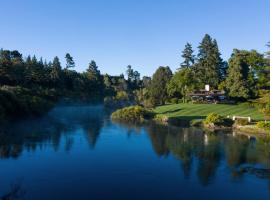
(169, 98, 179, 104)
(204, 113, 233, 127)
(111, 106, 154, 123)
(235, 118, 249, 126)
(256, 121, 270, 131)
(204, 113, 224, 125)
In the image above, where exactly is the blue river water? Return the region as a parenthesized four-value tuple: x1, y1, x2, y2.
(0, 105, 270, 200)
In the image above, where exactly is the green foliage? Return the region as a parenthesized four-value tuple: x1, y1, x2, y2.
(204, 113, 233, 127)
(148, 66, 172, 106)
(167, 68, 196, 99)
(111, 106, 154, 123)
(196, 34, 225, 87)
(235, 118, 249, 126)
(225, 49, 265, 99)
(255, 91, 270, 117)
(168, 98, 179, 104)
(256, 121, 270, 132)
(180, 42, 195, 69)
(204, 113, 224, 125)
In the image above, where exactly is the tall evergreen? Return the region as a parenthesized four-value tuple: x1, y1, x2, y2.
(87, 60, 100, 77)
(50, 56, 62, 84)
(180, 43, 195, 69)
(148, 66, 172, 105)
(196, 34, 223, 88)
(65, 53, 75, 69)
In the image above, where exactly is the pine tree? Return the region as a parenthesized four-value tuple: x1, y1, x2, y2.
(87, 60, 100, 80)
(65, 53, 75, 69)
(180, 43, 195, 69)
(126, 65, 134, 81)
(196, 34, 223, 88)
(50, 56, 62, 84)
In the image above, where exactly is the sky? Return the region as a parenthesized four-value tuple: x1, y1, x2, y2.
(0, 0, 270, 76)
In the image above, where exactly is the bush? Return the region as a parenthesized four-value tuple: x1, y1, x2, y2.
(235, 118, 249, 126)
(204, 113, 224, 125)
(111, 106, 154, 123)
(169, 98, 179, 104)
(204, 113, 233, 127)
(256, 121, 270, 131)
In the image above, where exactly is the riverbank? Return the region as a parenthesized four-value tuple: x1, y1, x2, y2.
(154, 103, 266, 121)
(154, 103, 269, 135)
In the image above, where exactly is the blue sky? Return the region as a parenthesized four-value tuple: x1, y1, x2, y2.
(0, 0, 269, 76)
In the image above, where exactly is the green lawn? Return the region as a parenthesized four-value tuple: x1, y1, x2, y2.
(154, 103, 266, 121)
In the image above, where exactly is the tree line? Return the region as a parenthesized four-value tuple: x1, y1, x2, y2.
(141, 34, 270, 112)
(1, 34, 270, 119)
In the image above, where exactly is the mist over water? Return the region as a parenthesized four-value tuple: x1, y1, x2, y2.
(0, 105, 270, 200)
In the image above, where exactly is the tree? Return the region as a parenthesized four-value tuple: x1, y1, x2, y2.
(148, 66, 172, 106)
(266, 42, 270, 59)
(85, 60, 104, 99)
(167, 68, 196, 101)
(196, 34, 224, 88)
(180, 43, 195, 69)
(142, 76, 151, 88)
(50, 56, 62, 85)
(65, 53, 75, 69)
(224, 49, 263, 99)
(87, 60, 100, 80)
(126, 65, 140, 90)
(126, 65, 134, 81)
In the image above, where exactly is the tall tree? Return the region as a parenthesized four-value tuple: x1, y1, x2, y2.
(50, 56, 62, 85)
(167, 68, 197, 100)
(266, 42, 270, 59)
(65, 53, 75, 69)
(225, 49, 264, 99)
(126, 65, 134, 81)
(87, 60, 100, 80)
(180, 43, 195, 69)
(196, 34, 224, 88)
(148, 66, 172, 106)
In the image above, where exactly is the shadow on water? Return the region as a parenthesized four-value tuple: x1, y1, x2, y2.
(0, 105, 106, 158)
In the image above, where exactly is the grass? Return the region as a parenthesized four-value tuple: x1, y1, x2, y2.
(154, 103, 266, 121)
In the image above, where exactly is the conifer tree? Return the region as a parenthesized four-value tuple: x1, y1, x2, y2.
(180, 43, 195, 69)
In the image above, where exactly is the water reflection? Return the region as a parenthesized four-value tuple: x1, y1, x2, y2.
(145, 123, 270, 185)
(0, 105, 105, 158)
(1, 105, 270, 189)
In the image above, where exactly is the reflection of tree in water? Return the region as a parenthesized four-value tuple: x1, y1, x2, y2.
(196, 133, 222, 185)
(83, 118, 104, 148)
(145, 123, 270, 185)
(146, 123, 170, 156)
(0, 106, 105, 158)
(165, 128, 194, 178)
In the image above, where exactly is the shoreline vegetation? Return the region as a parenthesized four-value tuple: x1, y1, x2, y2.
(111, 103, 270, 136)
(111, 106, 154, 123)
(1, 34, 270, 137)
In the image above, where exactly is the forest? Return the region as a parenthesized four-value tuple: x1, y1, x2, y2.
(0, 34, 270, 121)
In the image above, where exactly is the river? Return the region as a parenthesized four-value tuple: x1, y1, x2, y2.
(0, 105, 270, 200)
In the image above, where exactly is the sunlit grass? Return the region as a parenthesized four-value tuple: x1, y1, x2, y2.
(154, 103, 266, 121)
